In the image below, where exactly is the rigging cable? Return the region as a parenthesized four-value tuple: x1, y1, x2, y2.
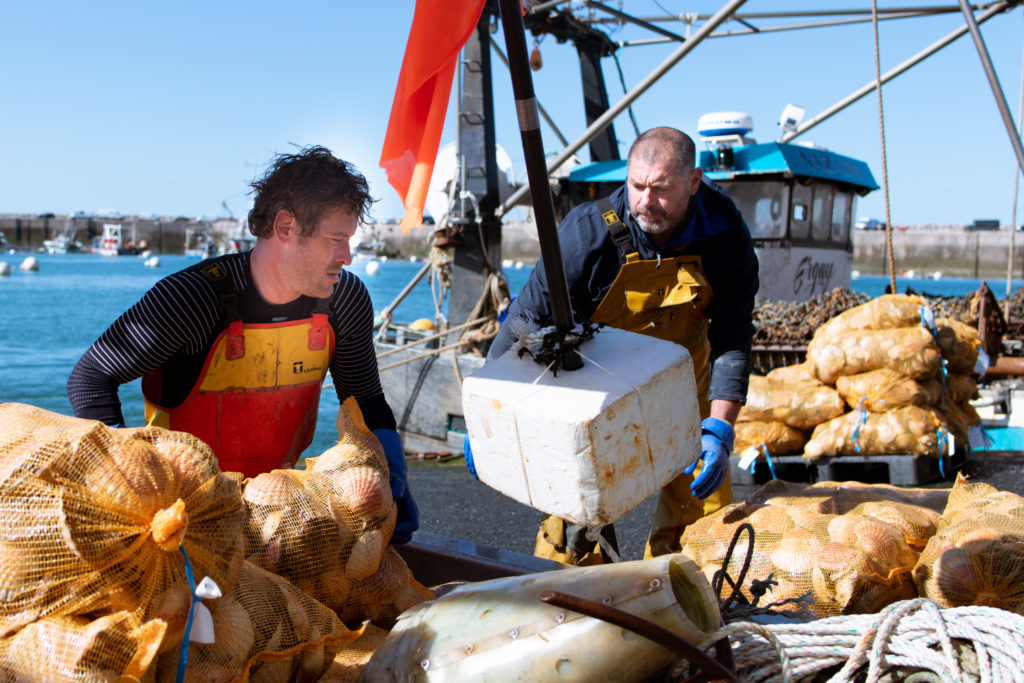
(1006, 11, 1023, 316)
(871, 0, 897, 294)
(612, 52, 642, 137)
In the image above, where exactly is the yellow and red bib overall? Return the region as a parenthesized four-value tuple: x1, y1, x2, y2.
(143, 306, 334, 479)
(533, 208, 732, 563)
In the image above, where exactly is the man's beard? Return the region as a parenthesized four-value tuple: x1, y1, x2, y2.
(634, 211, 672, 236)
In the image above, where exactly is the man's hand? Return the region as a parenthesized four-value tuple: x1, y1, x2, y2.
(683, 417, 733, 500)
(462, 433, 478, 479)
(373, 428, 419, 544)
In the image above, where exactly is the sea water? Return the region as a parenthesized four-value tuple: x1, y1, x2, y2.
(2, 251, 1021, 462)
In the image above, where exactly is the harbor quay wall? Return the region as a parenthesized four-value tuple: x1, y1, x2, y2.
(851, 227, 1024, 278)
(0, 214, 238, 253)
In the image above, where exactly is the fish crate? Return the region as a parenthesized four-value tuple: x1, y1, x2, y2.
(730, 450, 965, 487)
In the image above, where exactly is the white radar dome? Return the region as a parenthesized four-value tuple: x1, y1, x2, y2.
(697, 112, 754, 138)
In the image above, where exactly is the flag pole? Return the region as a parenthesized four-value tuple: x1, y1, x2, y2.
(496, 0, 580, 370)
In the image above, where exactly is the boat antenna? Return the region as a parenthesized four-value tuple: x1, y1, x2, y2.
(497, 0, 582, 371)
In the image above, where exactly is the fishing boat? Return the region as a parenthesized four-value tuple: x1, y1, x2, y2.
(183, 225, 218, 259)
(94, 222, 144, 257)
(375, 1, 961, 452)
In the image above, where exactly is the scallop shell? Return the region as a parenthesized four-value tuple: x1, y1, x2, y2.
(817, 541, 861, 573)
(931, 546, 981, 607)
(336, 466, 391, 520)
(748, 505, 795, 535)
(280, 582, 313, 642)
(243, 470, 303, 507)
(827, 514, 863, 546)
(853, 501, 938, 550)
(345, 529, 386, 580)
(854, 520, 902, 561)
(770, 535, 821, 578)
(115, 439, 178, 513)
(207, 594, 257, 668)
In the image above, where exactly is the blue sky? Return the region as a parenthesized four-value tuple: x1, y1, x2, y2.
(2, 2, 1022, 226)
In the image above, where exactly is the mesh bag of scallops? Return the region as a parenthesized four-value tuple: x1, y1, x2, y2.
(679, 479, 952, 617)
(240, 397, 433, 626)
(0, 402, 360, 682)
(913, 474, 1024, 613)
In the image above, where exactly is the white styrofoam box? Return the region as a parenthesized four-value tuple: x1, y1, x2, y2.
(462, 327, 700, 527)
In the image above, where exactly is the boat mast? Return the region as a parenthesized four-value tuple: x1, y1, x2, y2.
(446, 1, 504, 339)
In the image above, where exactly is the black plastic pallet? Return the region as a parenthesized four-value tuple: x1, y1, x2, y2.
(729, 450, 964, 487)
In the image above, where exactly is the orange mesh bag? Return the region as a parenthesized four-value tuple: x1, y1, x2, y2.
(812, 294, 928, 343)
(738, 376, 845, 430)
(913, 475, 1024, 613)
(803, 405, 946, 460)
(934, 317, 981, 375)
(0, 403, 245, 654)
(734, 420, 807, 456)
(765, 362, 821, 385)
(241, 398, 431, 625)
(807, 326, 941, 385)
(154, 560, 360, 682)
(679, 481, 931, 617)
(835, 368, 939, 412)
(0, 611, 165, 682)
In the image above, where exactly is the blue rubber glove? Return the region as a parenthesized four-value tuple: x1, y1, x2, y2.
(462, 433, 478, 479)
(684, 417, 733, 500)
(373, 428, 419, 544)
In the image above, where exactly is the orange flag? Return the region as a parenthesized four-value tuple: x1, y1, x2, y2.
(380, 0, 487, 235)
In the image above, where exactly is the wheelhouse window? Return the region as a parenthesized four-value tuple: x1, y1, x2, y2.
(831, 190, 852, 244)
(811, 184, 834, 242)
(720, 180, 789, 239)
(790, 183, 812, 240)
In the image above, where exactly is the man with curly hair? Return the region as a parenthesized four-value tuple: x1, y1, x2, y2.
(69, 146, 418, 543)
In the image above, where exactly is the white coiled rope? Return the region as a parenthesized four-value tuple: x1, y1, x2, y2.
(714, 599, 1024, 683)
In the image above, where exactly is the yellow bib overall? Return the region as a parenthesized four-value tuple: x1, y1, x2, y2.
(143, 288, 334, 478)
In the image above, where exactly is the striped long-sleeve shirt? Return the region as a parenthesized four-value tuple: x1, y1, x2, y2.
(67, 251, 396, 431)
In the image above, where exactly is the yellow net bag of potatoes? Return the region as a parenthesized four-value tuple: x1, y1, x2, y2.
(241, 398, 432, 625)
(0, 403, 245, 654)
(154, 560, 361, 683)
(739, 375, 845, 430)
(803, 405, 947, 460)
(0, 611, 166, 682)
(834, 368, 942, 412)
(812, 294, 928, 343)
(807, 325, 941, 385)
(734, 420, 807, 456)
(679, 480, 940, 617)
(913, 475, 1024, 613)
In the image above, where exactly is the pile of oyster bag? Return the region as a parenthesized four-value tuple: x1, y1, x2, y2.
(241, 397, 433, 625)
(738, 294, 984, 460)
(0, 402, 356, 682)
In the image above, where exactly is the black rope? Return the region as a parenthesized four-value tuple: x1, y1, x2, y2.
(516, 320, 600, 375)
(712, 523, 815, 621)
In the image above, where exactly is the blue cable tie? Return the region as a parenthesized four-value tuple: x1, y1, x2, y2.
(853, 397, 868, 454)
(176, 546, 200, 683)
(936, 427, 948, 478)
(759, 442, 778, 480)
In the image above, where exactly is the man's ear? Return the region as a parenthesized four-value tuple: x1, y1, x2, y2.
(689, 167, 703, 195)
(272, 209, 297, 239)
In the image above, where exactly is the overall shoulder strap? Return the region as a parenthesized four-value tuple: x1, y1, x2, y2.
(595, 197, 636, 257)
